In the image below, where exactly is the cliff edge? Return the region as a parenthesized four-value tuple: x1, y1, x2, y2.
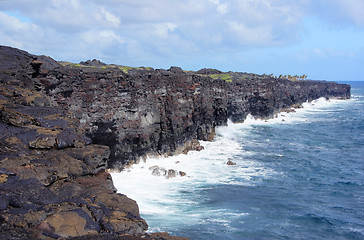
(0, 45, 350, 239)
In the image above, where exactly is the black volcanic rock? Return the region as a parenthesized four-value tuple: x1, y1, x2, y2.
(0, 45, 350, 239)
(34, 62, 349, 168)
(80, 59, 107, 67)
(0, 80, 149, 239)
(196, 68, 223, 75)
(0, 45, 350, 170)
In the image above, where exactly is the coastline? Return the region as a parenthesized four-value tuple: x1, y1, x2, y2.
(0, 45, 351, 239)
(111, 95, 355, 237)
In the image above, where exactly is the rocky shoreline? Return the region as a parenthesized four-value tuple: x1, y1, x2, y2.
(0, 45, 350, 239)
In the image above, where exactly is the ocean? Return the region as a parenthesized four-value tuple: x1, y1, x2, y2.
(111, 81, 364, 240)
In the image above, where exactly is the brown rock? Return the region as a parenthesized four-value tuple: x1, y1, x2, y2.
(37, 220, 52, 232)
(149, 232, 190, 240)
(46, 211, 98, 238)
(94, 192, 141, 218)
(0, 174, 8, 183)
(109, 210, 147, 235)
(24, 211, 46, 225)
(0, 106, 40, 126)
(195, 145, 204, 151)
(227, 160, 236, 166)
(166, 169, 177, 179)
(29, 136, 57, 149)
(183, 139, 204, 154)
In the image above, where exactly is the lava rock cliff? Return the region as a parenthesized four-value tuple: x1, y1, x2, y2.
(0, 45, 350, 239)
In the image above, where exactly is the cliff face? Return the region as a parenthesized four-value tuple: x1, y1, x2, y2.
(0, 45, 350, 239)
(14, 52, 348, 169)
(0, 46, 350, 170)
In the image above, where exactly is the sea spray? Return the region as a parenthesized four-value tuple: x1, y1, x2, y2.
(111, 99, 317, 227)
(111, 119, 281, 232)
(111, 92, 363, 239)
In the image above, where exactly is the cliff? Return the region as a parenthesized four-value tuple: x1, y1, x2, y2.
(0, 45, 350, 239)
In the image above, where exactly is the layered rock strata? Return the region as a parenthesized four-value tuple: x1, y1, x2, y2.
(0, 45, 350, 239)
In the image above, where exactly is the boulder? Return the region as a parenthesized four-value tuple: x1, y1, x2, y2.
(167, 169, 177, 179)
(183, 139, 204, 154)
(149, 166, 186, 179)
(227, 160, 236, 166)
(45, 210, 99, 238)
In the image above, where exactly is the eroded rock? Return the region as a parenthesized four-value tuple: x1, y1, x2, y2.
(45, 210, 99, 238)
(0, 70, 149, 239)
(0, 45, 350, 240)
(149, 166, 187, 179)
(227, 160, 237, 166)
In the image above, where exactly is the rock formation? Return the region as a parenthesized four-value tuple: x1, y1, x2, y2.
(227, 160, 237, 166)
(0, 45, 351, 239)
(148, 166, 186, 179)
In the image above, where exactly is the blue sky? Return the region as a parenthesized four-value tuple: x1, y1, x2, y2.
(1, 0, 364, 81)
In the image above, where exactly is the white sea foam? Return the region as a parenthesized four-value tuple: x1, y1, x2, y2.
(110, 96, 351, 231)
(111, 124, 276, 227)
(239, 97, 353, 126)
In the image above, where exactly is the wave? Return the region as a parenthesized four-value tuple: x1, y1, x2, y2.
(111, 121, 282, 231)
(241, 97, 354, 126)
(110, 96, 354, 235)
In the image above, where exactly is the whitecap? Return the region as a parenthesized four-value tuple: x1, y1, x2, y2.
(110, 96, 351, 233)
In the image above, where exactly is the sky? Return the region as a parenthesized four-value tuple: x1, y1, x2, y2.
(1, 0, 364, 81)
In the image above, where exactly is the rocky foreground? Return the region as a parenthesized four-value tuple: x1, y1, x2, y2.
(0, 45, 350, 239)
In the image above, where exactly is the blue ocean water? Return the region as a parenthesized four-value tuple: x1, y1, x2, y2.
(112, 81, 364, 240)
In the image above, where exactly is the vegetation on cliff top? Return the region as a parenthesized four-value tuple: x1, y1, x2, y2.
(59, 61, 153, 74)
(59, 60, 308, 83)
(199, 72, 309, 83)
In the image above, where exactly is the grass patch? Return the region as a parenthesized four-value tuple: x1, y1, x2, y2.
(208, 73, 233, 83)
(119, 66, 132, 74)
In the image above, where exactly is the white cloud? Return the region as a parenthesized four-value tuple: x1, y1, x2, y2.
(336, 0, 364, 26)
(34, 0, 88, 29)
(152, 22, 178, 38)
(298, 48, 356, 61)
(228, 21, 273, 46)
(209, 0, 229, 14)
(1, 0, 121, 32)
(96, 7, 121, 28)
(0, 12, 44, 49)
(81, 30, 125, 45)
(0, 12, 31, 31)
(312, 0, 364, 28)
(0, 0, 363, 75)
(52, 0, 80, 9)
(0, 0, 307, 52)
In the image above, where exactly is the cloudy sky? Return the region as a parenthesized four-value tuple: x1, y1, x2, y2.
(1, 0, 364, 81)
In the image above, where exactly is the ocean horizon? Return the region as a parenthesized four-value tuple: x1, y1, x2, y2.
(111, 81, 364, 240)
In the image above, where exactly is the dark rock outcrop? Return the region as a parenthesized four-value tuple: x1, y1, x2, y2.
(0, 45, 350, 239)
(80, 59, 107, 67)
(0, 83, 148, 239)
(5, 46, 348, 169)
